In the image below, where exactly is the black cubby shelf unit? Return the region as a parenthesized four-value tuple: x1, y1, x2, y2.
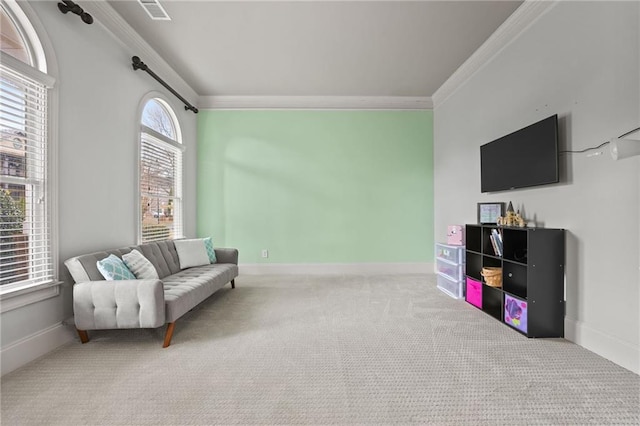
(464, 224, 565, 338)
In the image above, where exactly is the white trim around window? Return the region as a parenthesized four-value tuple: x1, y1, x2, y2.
(0, 0, 60, 312)
(136, 94, 185, 244)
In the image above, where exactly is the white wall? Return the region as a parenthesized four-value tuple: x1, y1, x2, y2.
(1, 1, 197, 374)
(434, 1, 639, 373)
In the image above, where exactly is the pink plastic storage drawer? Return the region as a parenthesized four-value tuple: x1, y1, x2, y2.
(466, 277, 482, 309)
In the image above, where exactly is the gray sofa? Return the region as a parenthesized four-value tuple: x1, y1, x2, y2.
(64, 240, 238, 347)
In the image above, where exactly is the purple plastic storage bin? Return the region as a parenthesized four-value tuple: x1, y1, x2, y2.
(504, 294, 528, 334)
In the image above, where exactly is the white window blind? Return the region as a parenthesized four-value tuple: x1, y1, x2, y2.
(0, 61, 52, 288)
(140, 128, 183, 243)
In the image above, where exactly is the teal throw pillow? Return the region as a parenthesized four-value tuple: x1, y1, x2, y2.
(203, 237, 217, 263)
(97, 254, 136, 280)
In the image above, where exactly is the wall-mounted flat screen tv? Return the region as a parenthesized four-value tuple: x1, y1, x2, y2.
(480, 114, 559, 193)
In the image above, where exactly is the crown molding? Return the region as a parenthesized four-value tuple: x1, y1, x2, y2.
(199, 96, 432, 110)
(432, 0, 557, 108)
(78, 1, 198, 103)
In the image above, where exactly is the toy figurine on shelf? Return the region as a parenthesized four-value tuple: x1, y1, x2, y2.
(496, 202, 527, 227)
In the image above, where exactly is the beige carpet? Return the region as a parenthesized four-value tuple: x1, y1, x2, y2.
(1, 274, 638, 425)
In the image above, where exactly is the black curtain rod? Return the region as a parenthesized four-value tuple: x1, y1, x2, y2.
(132, 56, 198, 114)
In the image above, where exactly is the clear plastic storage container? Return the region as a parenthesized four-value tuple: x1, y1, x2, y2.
(435, 243, 465, 264)
(435, 258, 466, 281)
(437, 273, 464, 299)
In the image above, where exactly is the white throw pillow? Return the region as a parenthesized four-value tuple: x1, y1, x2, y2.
(174, 239, 210, 269)
(122, 249, 159, 279)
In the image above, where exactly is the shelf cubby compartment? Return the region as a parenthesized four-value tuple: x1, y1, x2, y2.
(466, 251, 482, 281)
(502, 228, 528, 264)
(481, 256, 502, 288)
(482, 256, 501, 268)
(465, 225, 482, 253)
(482, 226, 502, 257)
(482, 285, 503, 320)
(502, 260, 527, 299)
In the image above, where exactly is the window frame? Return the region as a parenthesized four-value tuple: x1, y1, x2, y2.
(0, 0, 60, 312)
(137, 95, 185, 244)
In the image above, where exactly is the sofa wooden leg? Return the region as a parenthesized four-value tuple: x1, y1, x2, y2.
(231, 279, 235, 289)
(77, 329, 89, 344)
(163, 322, 176, 348)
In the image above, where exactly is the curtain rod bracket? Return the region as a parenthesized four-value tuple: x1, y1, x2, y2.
(57, 1, 93, 25)
(132, 56, 147, 72)
(131, 56, 198, 114)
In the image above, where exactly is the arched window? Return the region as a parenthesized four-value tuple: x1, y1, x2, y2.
(0, 1, 55, 293)
(139, 98, 184, 243)
(1, 5, 32, 65)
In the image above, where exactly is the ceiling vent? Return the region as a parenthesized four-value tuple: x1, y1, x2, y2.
(138, 0, 171, 21)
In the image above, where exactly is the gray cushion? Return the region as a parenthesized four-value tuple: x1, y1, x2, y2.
(66, 248, 134, 282)
(213, 248, 239, 265)
(155, 240, 182, 276)
(66, 241, 185, 282)
(163, 263, 238, 322)
(134, 243, 173, 279)
(73, 279, 165, 329)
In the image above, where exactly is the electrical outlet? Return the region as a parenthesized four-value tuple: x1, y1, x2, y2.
(261, 249, 268, 258)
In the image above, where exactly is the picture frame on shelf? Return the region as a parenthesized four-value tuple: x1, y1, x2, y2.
(477, 202, 505, 225)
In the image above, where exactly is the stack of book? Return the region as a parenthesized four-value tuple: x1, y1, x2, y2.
(490, 228, 503, 256)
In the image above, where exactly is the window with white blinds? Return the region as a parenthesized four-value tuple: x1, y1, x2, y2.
(0, 60, 52, 288)
(139, 99, 183, 243)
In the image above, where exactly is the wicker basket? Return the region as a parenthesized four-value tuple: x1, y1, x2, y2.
(481, 267, 502, 287)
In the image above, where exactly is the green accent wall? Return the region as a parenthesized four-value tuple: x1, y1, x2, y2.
(197, 110, 433, 264)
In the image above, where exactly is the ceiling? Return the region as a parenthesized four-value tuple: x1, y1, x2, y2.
(107, 0, 522, 98)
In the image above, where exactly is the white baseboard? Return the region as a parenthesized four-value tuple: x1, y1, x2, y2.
(1, 322, 75, 376)
(565, 318, 639, 374)
(239, 262, 433, 275)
